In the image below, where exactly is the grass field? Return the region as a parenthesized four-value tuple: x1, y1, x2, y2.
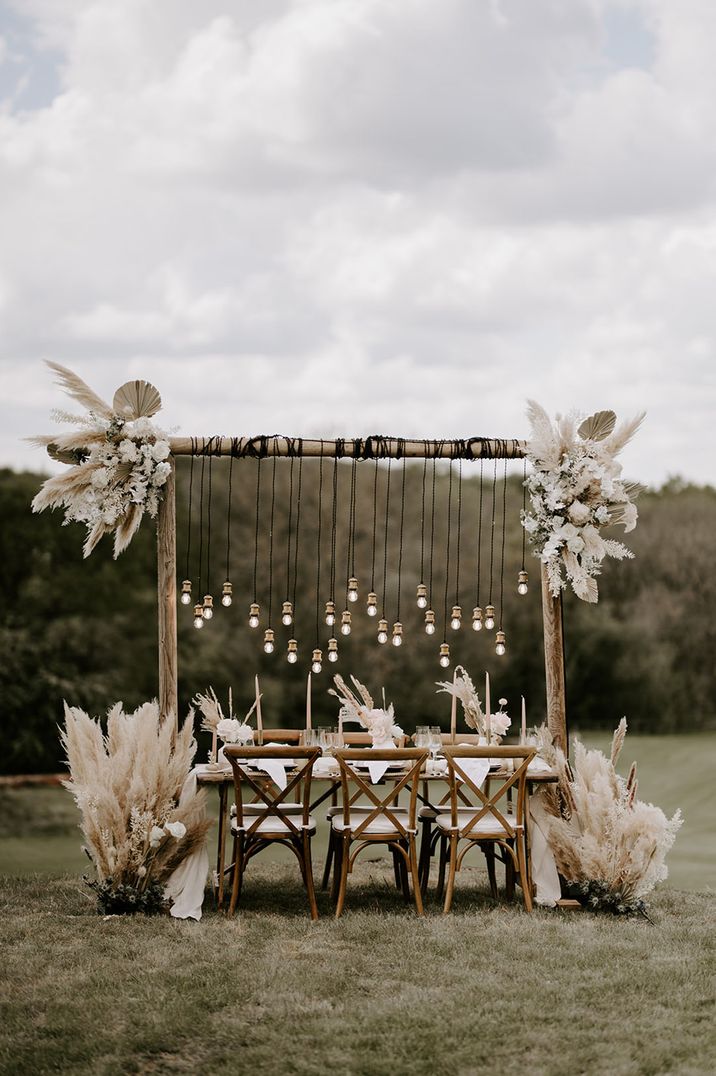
(1, 733, 714, 1075)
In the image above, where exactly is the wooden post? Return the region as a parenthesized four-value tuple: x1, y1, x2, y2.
(157, 456, 178, 728)
(540, 563, 567, 752)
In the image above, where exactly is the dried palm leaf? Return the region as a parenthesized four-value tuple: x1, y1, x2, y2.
(46, 361, 113, 417)
(578, 410, 616, 441)
(113, 380, 162, 420)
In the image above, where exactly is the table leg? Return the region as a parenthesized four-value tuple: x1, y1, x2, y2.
(216, 783, 228, 909)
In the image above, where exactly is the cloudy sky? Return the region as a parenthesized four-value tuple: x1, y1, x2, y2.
(1, 0, 714, 486)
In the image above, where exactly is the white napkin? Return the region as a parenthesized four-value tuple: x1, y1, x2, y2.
(528, 792, 562, 907)
(166, 771, 209, 921)
(367, 740, 397, 784)
(249, 758, 290, 791)
(527, 758, 554, 777)
(454, 746, 491, 790)
(313, 757, 340, 778)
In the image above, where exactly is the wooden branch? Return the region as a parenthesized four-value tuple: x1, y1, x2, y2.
(540, 562, 568, 752)
(157, 458, 178, 729)
(167, 435, 526, 460)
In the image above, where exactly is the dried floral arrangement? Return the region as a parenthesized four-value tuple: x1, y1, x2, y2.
(533, 720, 682, 917)
(30, 363, 171, 558)
(329, 675, 404, 744)
(193, 686, 256, 757)
(522, 401, 645, 602)
(61, 700, 211, 915)
(435, 665, 511, 741)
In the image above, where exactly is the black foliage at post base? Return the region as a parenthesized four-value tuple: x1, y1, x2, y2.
(1, 466, 714, 775)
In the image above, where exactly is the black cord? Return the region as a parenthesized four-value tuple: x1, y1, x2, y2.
(267, 443, 277, 626)
(488, 456, 498, 606)
(475, 457, 484, 607)
(454, 457, 462, 608)
(498, 458, 508, 630)
(330, 455, 338, 606)
(396, 456, 407, 622)
(292, 448, 303, 613)
(381, 457, 392, 618)
(252, 455, 262, 604)
(285, 454, 294, 602)
(419, 448, 428, 584)
(428, 455, 437, 607)
(443, 460, 453, 636)
(370, 457, 379, 593)
(225, 444, 234, 582)
(185, 444, 194, 581)
(521, 457, 527, 570)
(206, 441, 213, 594)
(198, 451, 206, 596)
(315, 443, 324, 645)
(349, 456, 358, 580)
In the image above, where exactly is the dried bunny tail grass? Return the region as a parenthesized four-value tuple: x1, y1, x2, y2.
(61, 700, 208, 888)
(610, 717, 627, 766)
(46, 361, 113, 417)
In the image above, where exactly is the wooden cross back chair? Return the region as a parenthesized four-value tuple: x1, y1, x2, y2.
(224, 745, 321, 920)
(435, 745, 536, 914)
(330, 747, 428, 917)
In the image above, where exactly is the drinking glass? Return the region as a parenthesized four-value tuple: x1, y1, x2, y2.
(319, 728, 336, 756)
(428, 726, 443, 769)
(414, 725, 429, 748)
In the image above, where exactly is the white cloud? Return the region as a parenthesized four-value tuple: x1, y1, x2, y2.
(1, 0, 715, 488)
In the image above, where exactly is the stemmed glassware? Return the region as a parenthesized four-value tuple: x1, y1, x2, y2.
(428, 726, 443, 772)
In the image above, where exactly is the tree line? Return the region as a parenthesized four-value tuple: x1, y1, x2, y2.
(1, 462, 713, 774)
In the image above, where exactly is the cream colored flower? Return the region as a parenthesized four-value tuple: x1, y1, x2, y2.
(165, 821, 186, 839)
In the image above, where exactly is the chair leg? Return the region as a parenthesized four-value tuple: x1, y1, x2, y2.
(484, 843, 498, 900)
(335, 835, 351, 918)
(443, 833, 458, 914)
(505, 845, 516, 901)
(303, 832, 319, 921)
(408, 836, 424, 917)
(436, 834, 448, 899)
(228, 832, 244, 916)
(321, 828, 335, 891)
(516, 832, 533, 913)
(331, 831, 343, 903)
(392, 847, 403, 890)
(418, 820, 433, 895)
(398, 842, 411, 902)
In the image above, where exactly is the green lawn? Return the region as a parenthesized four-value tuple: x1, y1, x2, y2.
(1, 733, 714, 1075)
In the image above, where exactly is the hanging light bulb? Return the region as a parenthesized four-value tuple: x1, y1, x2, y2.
(377, 618, 388, 644)
(450, 605, 462, 631)
(248, 602, 260, 629)
(472, 606, 483, 631)
(281, 600, 293, 626)
(392, 621, 403, 647)
(484, 604, 496, 630)
(287, 638, 298, 664)
(424, 609, 436, 635)
(328, 637, 339, 662)
(347, 577, 359, 603)
(221, 581, 233, 607)
(180, 580, 192, 606)
(495, 629, 506, 656)
(202, 595, 214, 620)
(416, 583, 428, 609)
(366, 592, 378, 617)
(340, 609, 352, 636)
(517, 570, 529, 596)
(324, 600, 336, 627)
(193, 603, 204, 629)
(439, 642, 450, 668)
(311, 648, 322, 674)
(263, 628, 275, 654)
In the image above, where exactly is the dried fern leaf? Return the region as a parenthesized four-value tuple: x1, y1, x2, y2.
(46, 361, 113, 417)
(113, 380, 162, 420)
(578, 410, 616, 441)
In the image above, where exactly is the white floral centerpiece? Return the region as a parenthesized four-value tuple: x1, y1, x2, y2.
(436, 665, 511, 742)
(193, 687, 255, 767)
(30, 363, 171, 558)
(522, 401, 645, 602)
(329, 675, 404, 746)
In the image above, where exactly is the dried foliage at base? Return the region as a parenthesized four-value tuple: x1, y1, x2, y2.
(61, 700, 211, 912)
(534, 719, 682, 915)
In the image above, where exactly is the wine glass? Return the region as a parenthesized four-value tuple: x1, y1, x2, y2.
(428, 726, 443, 772)
(414, 725, 429, 750)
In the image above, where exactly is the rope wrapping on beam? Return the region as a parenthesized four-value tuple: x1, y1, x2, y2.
(169, 434, 525, 460)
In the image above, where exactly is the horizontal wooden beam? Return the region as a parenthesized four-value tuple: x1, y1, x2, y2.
(168, 435, 526, 460)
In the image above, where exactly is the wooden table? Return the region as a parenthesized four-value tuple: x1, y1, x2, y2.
(197, 762, 557, 908)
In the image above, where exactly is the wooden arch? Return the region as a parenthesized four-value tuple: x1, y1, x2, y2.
(157, 435, 567, 750)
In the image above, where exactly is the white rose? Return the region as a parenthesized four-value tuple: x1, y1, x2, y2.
(151, 440, 170, 462)
(567, 535, 585, 554)
(118, 439, 139, 462)
(149, 825, 165, 848)
(216, 718, 253, 744)
(567, 501, 591, 526)
(165, 821, 186, 839)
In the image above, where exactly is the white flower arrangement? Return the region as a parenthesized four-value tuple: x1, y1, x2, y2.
(522, 401, 645, 603)
(30, 363, 170, 558)
(329, 674, 404, 745)
(215, 718, 254, 745)
(193, 686, 257, 763)
(436, 666, 511, 741)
